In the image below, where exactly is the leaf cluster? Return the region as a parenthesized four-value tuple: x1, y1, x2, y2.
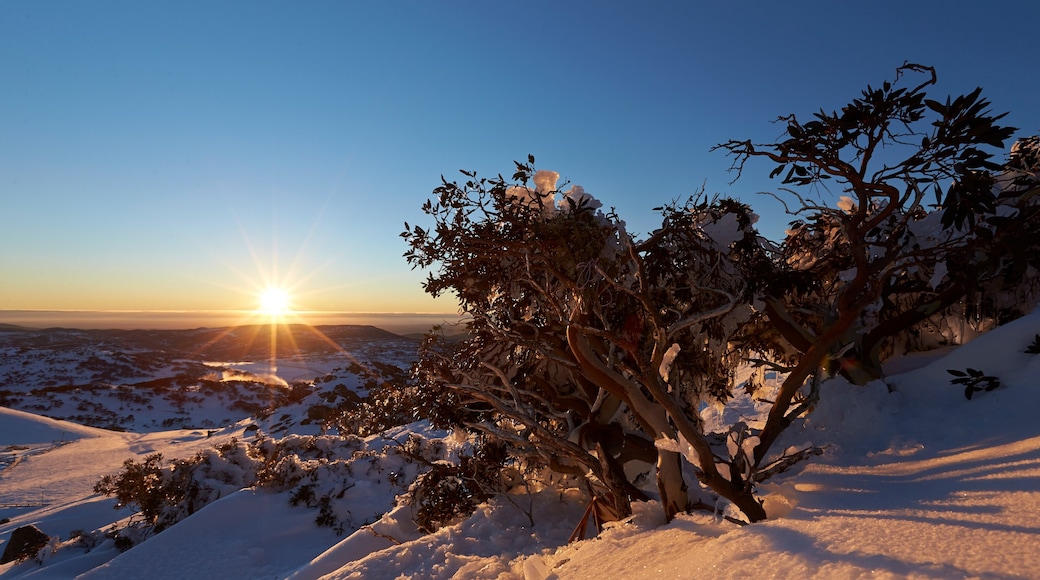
(717, 63, 1016, 231)
(947, 368, 1001, 400)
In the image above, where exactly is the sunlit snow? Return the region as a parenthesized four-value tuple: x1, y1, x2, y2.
(2, 310, 1039, 579)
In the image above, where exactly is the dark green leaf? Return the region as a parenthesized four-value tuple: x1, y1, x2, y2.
(924, 99, 946, 115)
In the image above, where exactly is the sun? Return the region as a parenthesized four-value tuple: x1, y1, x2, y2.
(258, 286, 293, 317)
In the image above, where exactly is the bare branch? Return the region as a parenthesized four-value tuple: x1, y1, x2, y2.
(665, 290, 736, 338)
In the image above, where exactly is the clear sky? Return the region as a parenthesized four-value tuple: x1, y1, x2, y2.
(2, 1, 1038, 321)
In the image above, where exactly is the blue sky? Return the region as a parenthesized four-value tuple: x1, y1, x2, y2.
(2, 1, 1038, 319)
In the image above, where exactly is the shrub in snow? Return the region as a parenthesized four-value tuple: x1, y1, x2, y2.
(93, 439, 262, 543)
(93, 429, 448, 547)
(66, 528, 102, 552)
(947, 368, 1001, 400)
(93, 453, 183, 531)
(404, 437, 508, 533)
(404, 64, 1038, 525)
(327, 369, 419, 437)
(1024, 334, 1040, 355)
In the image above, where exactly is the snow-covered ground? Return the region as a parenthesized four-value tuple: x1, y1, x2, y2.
(2, 311, 1039, 579)
(0, 325, 417, 434)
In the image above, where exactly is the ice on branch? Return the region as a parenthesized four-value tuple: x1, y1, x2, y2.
(507, 169, 608, 220)
(659, 343, 681, 384)
(558, 184, 603, 212)
(697, 211, 747, 250)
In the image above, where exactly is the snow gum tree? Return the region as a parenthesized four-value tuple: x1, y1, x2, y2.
(404, 162, 773, 522)
(717, 64, 1039, 465)
(403, 65, 1038, 525)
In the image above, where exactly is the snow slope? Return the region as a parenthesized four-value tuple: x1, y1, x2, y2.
(77, 490, 334, 580)
(541, 312, 1040, 579)
(0, 406, 110, 446)
(2, 311, 1039, 579)
(308, 309, 1040, 579)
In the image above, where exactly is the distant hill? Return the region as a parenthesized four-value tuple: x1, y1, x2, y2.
(0, 323, 411, 360)
(0, 323, 34, 332)
(114, 324, 410, 359)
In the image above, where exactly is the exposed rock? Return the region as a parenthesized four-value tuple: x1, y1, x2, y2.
(1, 524, 50, 564)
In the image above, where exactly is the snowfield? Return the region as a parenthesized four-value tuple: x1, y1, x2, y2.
(2, 310, 1039, 579)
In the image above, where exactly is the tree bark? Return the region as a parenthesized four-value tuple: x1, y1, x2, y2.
(567, 320, 692, 520)
(655, 450, 688, 521)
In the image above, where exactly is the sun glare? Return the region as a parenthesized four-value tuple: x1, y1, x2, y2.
(259, 287, 292, 317)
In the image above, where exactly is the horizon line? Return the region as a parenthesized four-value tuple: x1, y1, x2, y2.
(0, 308, 462, 316)
(0, 309, 469, 332)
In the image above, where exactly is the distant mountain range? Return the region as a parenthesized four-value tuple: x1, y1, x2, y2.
(0, 323, 407, 360)
(0, 310, 467, 335)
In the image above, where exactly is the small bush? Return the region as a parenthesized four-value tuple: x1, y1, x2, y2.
(1024, 334, 1040, 354)
(408, 439, 507, 533)
(948, 368, 1001, 400)
(67, 529, 101, 552)
(111, 532, 135, 553)
(93, 454, 171, 526)
(329, 378, 418, 437)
